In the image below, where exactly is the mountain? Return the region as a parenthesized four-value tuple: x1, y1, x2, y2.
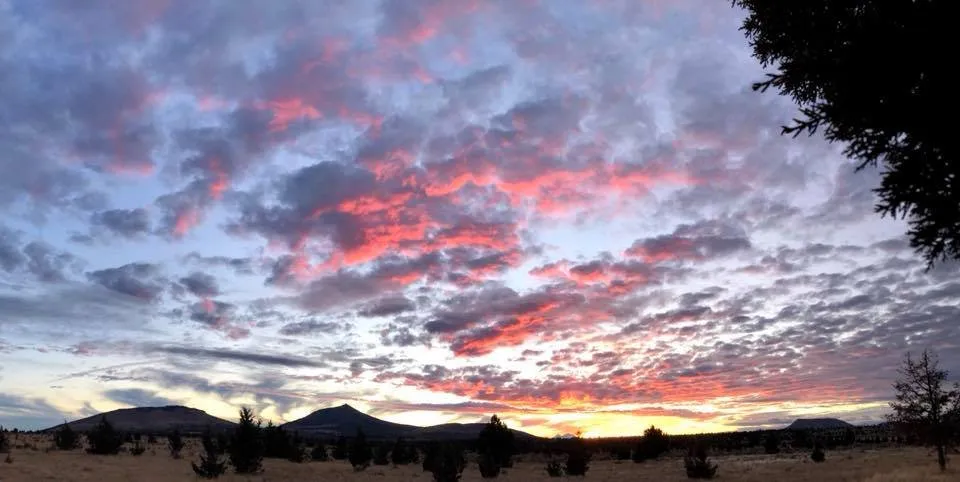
(44, 406, 235, 434)
(281, 403, 540, 441)
(786, 418, 854, 430)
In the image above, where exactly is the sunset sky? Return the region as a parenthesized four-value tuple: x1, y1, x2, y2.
(1, 0, 958, 438)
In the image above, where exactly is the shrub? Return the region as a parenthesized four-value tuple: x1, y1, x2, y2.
(348, 428, 372, 471)
(228, 407, 264, 474)
(427, 443, 466, 482)
(192, 431, 228, 479)
(634, 425, 670, 462)
(478, 450, 501, 478)
(406, 444, 420, 463)
(262, 423, 293, 459)
(811, 441, 826, 463)
(86, 416, 123, 455)
(0, 426, 8, 453)
(545, 460, 564, 477)
(332, 436, 348, 460)
(684, 444, 718, 479)
(764, 432, 780, 455)
(564, 437, 591, 476)
(373, 444, 390, 465)
(130, 441, 146, 456)
(311, 441, 329, 461)
(147, 434, 157, 444)
(53, 422, 80, 451)
(477, 415, 515, 468)
(391, 437, 411, 465)
(422, 442, 439, 472)
(288, 443, 307, 463)
(167, 429, 184, 459)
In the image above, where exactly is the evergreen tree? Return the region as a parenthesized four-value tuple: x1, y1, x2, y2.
(0, 427, 8, 454)
(53, 422, 80, 451)
(311, 441, 329, 462)
(192, 431, 228, 479)
(763, 432, 780, 454)
(391, 437, 410, 465)
(373, 444, 390, 465)
(85, 416, 123, 455)
(633, 425, 669, 462)
(167, 429, 184, 459)
(810, 440, 826, 463)
(332, 436, 349, 460)
(262, 422, 293, 459)
(564, 437, 590, 477)
(683, 444, 717, 479)
(422, 441, 440, 472)
(477, 415, 514, 468)
(427, 443, 466, 482)
(228, 407, 264, 474)
(406, 444, 420, 464)
(348, 428, 372, 471)
(478, 450, 501, 478)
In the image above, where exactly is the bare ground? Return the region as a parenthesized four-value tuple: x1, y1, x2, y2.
(0, 436, 955, 482)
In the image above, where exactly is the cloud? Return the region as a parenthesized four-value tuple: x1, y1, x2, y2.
(86, 263, 165, 301)
(278, 320, 348, 337)
(90, 208, 151, 238)
(146, 345, 326, 368)
(103, 388, 177, 408)
(179, 272, 220, 298)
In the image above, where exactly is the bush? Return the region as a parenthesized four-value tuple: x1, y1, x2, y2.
(545, 460, 564, 477)
(130, 441, 146, 456)
(764, 432, 780, 454)
(373, 444, 390, 465)
(0, 427, 8, 453)
(332, 436, 348, 460)
(427, 443, 466, 482)
(634, 425, 670, 462)
(811, 441, 826, 463)
(477, 415, 514, 468)
(147, 434, 157, 444)
(391, 437, 411, 465)
(86, 416, 123, 455)
(311, 441, 329, 461)
(53, 422, 80, 451)
(167, 429, 184, 459)
(348, 429, 372, 471)
(262, 423, 293, 459)
(422, 442, 439, 472)
(228, 407, 264, 474)
(684, 444, 718, 479)
(192, 432, 228, 479)
(478, 450, 501, 478)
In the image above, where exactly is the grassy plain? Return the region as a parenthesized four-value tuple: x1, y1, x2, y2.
(0, 435, 955, 482)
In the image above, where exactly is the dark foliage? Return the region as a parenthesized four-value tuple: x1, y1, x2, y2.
(477, 414, 515, 468)
(311, 441, 329, 462)
(85, 416, 123, 455)
(53, 422, 80, 451)
(147, 434, 157, 444)
(888, 349, 960, 471)
(564, 436, 590, 476)
(684, 444, 718, 479)
(423, 442, 440, 472)
(192, 431, 228, 479)
(545, 460, 564, 477)
(734, 0, 958, 267)
(167, 429, 184, 459)
(811, 441, 826, 463)
(373, 444, 390, 465)
(612, 447, 631, 461)
(228, 407, 264, 474)
(262, 423, 293, 459)
(130, 441, 146, 456)
(348, 428, 372, 471)
(478, 450, 501, 478)
(407, 444, 420, 463)
(763, 432, 780, 454)
(391, 437, 412, 465)
(427, 443, 466, 482)
(633, 425, 670, 462)
(332, 436, 348, 460)
(0, 427, 8, 454)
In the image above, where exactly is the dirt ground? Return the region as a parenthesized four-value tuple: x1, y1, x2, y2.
(0, 435, 955, 482)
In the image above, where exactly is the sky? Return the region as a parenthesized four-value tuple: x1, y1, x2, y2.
(0, 0, 958, 438)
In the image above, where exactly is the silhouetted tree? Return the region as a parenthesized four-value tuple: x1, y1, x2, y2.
(733, 1, 958, 267)
(53, 422, 80, 451)
(228, 407, 263, 474)
(332, 436, 349, 460)
(422, 441, 440, 472)
(311, 441, 329, 462)
(192, 431, 228, 479)
(633, 425, 670, 462)
(391, 437, 411, 465)
(684, 443, 717, 479)
(427, 443, 466, 482)
(545, 459, 564, 477)
(478, 450, 501, 478)
(564, 435, 590, 476)
(262, 422, 293, 459)
(407, 444, 420, 464)
(763, 432, 780, 454)
(85, 416, 123, 455)
(130, 440, 146, 456)
(0, 427, 8, 454)
(888, 349, 960, 471)
(167, 429, 184, 459)
(373, 444, 390, 465)
(477, 414, 515, 468)
(348, 428, 372, 471)
(810, 440, 826, 463)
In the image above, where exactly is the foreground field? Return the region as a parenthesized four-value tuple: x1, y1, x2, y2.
(0, 439, 955, 482)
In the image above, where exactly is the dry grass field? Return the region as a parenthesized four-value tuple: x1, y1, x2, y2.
(0, 435, 956, 482)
